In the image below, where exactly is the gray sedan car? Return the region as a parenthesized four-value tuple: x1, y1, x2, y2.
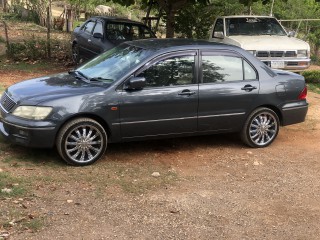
(71, 16, 156, 64)
(0, 39, 308, 166)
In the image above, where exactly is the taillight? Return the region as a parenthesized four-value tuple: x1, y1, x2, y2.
(298, 86, 307, 100)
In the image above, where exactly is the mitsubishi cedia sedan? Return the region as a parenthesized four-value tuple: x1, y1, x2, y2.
(0, 39, 308, 166)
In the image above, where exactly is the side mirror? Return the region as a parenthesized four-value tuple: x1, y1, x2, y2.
(213, 31, 224, 39)
(93, 33, 103, 39)
(126, 77, 146, 90)
(288, 31, 296, 37)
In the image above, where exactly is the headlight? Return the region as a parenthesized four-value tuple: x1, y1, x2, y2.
(12, 106, 53, 120)
(297, 50, 307, 58)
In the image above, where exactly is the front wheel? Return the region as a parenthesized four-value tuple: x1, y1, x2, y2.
(56, 118, 107, 166)
(241, 107, 279, 148)
(72, 44, 81, 65)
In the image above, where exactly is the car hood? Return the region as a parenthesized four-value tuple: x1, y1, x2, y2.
(225, 35, 310, 51)
(6, 73, 109, 104)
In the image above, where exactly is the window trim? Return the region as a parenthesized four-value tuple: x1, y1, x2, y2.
(82, 20, 96, 35)
(92, 20, 104, 37)
(212, 18, 224, 38)
(125, 50, 198, 89)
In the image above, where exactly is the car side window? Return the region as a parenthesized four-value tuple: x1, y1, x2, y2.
(243, 60, 257, 80)
(138, 56, 195, 88)
(93, 22, 103, 35)
(83, 21, 95, 34)
(202, 55, 257, 83)
(106, 23, 133, 40)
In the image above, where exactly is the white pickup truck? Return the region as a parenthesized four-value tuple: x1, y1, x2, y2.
(209, 15, 310, 71)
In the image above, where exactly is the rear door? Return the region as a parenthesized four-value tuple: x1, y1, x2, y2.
(198, 50, 260, 132)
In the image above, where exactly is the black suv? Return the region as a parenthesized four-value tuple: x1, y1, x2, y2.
(71, 16, 156, 64)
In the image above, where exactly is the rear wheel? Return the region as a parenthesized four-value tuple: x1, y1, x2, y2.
(56, 118, 107, 166)
(241, 107, 279, 148)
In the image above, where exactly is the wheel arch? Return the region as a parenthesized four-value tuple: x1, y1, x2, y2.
(251, 104, 283, 126)
(72, 39, 78, 46)
(55, 113, 112, 144)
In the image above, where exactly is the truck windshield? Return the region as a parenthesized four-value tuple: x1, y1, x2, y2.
(226, 17, 287, 36)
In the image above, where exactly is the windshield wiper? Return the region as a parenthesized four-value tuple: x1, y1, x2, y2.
(90, 77, 114, 82)
(69, 70, 90, 81)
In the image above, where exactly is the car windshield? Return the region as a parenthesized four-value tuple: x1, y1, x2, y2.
(226, 17, 287, 36)
(76, 44, 152, 82)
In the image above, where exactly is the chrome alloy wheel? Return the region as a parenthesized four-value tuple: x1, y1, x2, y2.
(65, 124, 104, 163)
(248, 112, 278, 146)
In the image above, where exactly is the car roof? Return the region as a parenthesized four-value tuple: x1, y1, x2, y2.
(126, 38, 242, 53)
(219, 15, 276, 19)
(90, 16, 147, 25)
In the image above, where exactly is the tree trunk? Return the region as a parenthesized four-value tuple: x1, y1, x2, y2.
(47, 6, 51, 58)
(2, 21, 10, 56)
(166, 10, 175, 38)
(3, 0, 7, 13)
(157, 0, 188, 38)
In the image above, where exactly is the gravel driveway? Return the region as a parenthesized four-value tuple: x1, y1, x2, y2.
(0, 70, 320, 240)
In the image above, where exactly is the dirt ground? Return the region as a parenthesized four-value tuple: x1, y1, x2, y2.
(0, 68, 320, 240)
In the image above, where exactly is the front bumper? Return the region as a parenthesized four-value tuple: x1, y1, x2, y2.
(260, 58, 311, 71)
(0, 115, 58, 148)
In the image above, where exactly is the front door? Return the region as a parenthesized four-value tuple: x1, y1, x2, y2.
(119, 51, 198, 139)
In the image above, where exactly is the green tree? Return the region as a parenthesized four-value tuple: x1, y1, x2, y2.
(308, 28, 320, 60)
(239, 0, 271, 14)
(175, 0, 244, 39)
(155, 0, 210, 38)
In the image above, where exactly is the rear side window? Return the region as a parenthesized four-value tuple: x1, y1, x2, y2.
(243, 60, 257, 80)
(106, 23, 132, 40)
(106, 23, 154, 41)
(202, 55, 257, 83)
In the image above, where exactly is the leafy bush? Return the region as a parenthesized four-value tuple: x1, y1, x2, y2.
(7, 36, 47, 60)
(302, 70, 320, 84)
(7, 35, 72, 61)
(0, 36, 5, 44)
(307, 83, 320, 94)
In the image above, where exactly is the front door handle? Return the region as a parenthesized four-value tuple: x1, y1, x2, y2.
(241, 85, 257, 92)
(88, 39, 92, 42)
(178, 89, 196, 96)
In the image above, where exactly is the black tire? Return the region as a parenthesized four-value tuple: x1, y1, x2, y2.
(56, 118, 107, 166)
(72, 44, 81, 65)
(241, 107, 280, 148)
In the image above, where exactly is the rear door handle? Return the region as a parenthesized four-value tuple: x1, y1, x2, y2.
(88, 39, 92, 42)
(178, 89, 196, 96)
(241, 85, 257, 92)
